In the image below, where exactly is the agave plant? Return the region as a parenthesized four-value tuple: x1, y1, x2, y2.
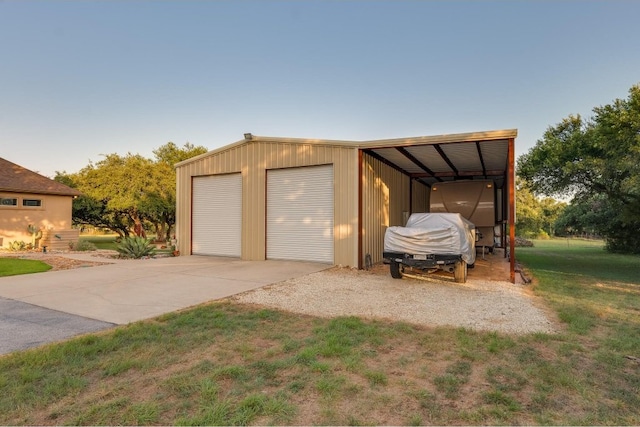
(116, 236, 157, 259)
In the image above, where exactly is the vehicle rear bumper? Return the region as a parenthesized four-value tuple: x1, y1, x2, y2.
(383, 252, 461, 268)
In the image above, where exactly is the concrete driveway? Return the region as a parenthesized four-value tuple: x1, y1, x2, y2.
(0, 255, 327, 354)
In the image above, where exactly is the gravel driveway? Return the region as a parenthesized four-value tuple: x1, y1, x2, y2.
(233, 267, 558, 335)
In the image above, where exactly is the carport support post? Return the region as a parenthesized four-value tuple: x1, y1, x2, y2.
(508, 137, 516, 283)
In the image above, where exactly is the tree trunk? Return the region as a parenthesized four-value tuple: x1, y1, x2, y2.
(132, 215, 146, 238)
(154, 222, 168, 243)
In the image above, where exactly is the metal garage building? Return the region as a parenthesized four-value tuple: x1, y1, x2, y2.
(175, 129, 518, 282)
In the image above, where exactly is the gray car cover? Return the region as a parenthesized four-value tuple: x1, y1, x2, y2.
(384, 213, 476, 264)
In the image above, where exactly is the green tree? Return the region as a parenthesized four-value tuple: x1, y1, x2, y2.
(540, 197, 566, 237)
(152, 141, 208, 166)
(138, 161, 176, 242)
(515, 178, 566, 238)
(554, 194, 608, 237)
(516, 178, 544, 238)
(54, 171, 131, 236)
(518, 84, 640, 253)
(149, 142, 207, 241)
(77, 154, 157, 237)
(56, 142, 207, 240)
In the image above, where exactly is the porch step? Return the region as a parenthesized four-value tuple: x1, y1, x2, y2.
(41, 229, 80, 251)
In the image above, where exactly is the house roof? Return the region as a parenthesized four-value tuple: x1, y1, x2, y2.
(175, 128, 517, 189)
(0, 157, 82, 197)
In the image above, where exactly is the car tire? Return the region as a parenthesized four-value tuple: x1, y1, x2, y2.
(390, 261, 403, 279)
(454, 260, 467, 283)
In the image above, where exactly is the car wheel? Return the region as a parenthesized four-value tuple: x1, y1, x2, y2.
(454, 260, 467, 283)
(390, 261, 403, 279)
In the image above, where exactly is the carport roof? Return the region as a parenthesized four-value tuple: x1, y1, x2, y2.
(358, 129, 517, 188)
(177, 128, 517, 189)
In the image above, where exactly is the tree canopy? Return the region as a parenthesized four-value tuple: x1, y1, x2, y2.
(56, 142, 207, 241)
(518, 84, 640, 253)
(515, 177, 566, 239)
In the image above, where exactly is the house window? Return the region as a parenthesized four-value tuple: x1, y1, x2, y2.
(0, 198, 17, 206)
(23, 199, 42, 207)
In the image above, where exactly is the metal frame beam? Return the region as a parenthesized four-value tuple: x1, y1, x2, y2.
(476, 141, 487, 178)
(433, 144, 459, 176)
(395, 147, 443, 181)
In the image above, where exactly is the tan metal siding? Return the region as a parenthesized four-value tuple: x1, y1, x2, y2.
(361, 152, 410, 266)
(411, 180, 430, 213)
(333, 148, 359, 267)
(176, 141, 358, 267)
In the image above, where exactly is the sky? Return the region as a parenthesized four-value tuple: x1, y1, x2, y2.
(1, 1, 639, 178)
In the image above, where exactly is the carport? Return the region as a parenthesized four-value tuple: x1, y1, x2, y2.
(175, 129, 517, 282)
(358, 130, 516, 282)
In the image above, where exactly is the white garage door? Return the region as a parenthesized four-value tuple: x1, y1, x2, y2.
(192, 173, 241, 256)
(267, 165, 334, 263)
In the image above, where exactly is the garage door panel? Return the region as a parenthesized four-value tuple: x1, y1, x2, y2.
(192, 174, 241, 256)
(267, 165, 334, 263)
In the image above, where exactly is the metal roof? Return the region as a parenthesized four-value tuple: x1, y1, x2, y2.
(359, 129, 516, 189)
(175, 129, 517, 178)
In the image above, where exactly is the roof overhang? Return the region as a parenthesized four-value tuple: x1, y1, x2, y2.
(358, 129, 517, 189)
(0, 187, 82, 197)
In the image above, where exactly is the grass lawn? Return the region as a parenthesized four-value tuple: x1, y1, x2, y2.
(0, 238, 639, 425)
(0, 258, 52, 277)
(79, 235, 120, 251)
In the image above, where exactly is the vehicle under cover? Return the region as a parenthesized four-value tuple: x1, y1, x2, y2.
(383, 212, 476, 283)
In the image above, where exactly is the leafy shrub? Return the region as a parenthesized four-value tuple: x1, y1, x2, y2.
(116, 237, 156, 259)
(519, 229, 551, 239)
(70, 240, 97, 251)
(536, 230, 551, 240)
(7, 241, 31, 251)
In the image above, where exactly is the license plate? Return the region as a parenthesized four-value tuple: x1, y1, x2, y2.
(413, 254, 427, 260)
